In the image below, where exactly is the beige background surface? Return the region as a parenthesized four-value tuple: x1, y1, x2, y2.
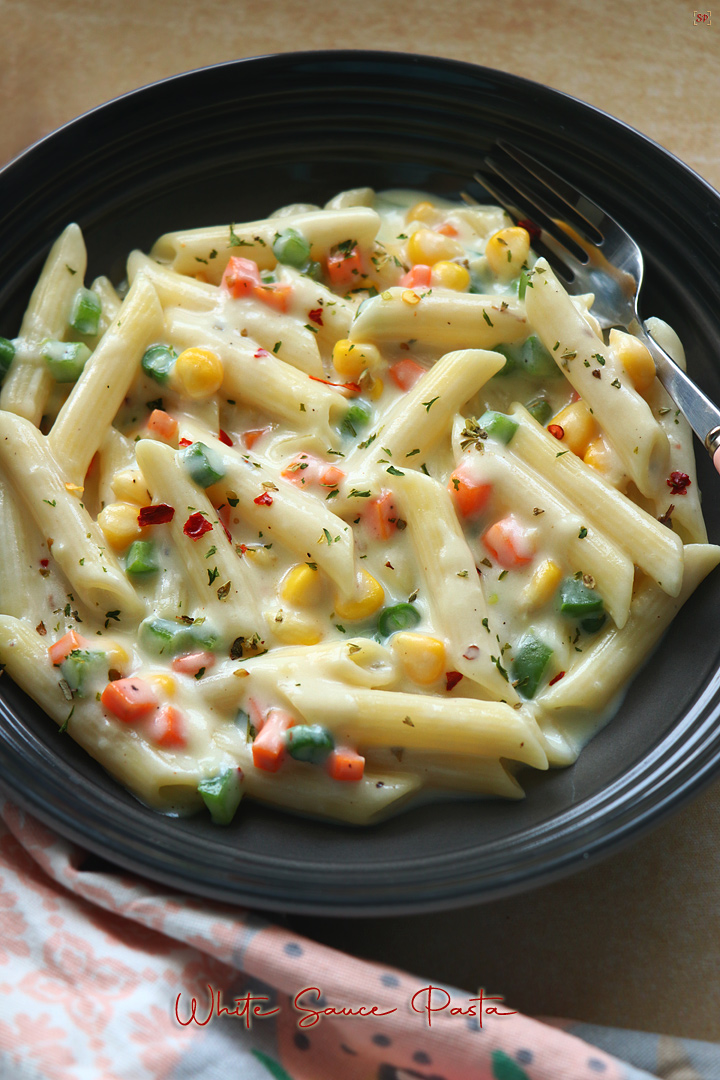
(1, 0, 719, 1043)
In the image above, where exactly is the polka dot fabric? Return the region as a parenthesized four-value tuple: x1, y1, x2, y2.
(0, 800, 672, 1080)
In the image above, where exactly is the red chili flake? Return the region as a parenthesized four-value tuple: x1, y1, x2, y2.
(238, 543, 248, 555)
(40, 559, 49, 568)
(308, 308, 324, 326)
(517, 218, 541, 242)
(463, 645, 480, 660)
(179, 437, 192, 447)
(308, 375, 362, 393)
(222, 523, 232, 543)
(183, 512, 213, 539)
(254, 348, 270, 358)
(445, 671, 463, 692)
(138, 503, 175, 526)
(548, 424, 564, 440)
(218, 429, 233, 446)
(667, 471, 691, 495)
(253, 492, 274, 506)
(549, 670, 566, 687)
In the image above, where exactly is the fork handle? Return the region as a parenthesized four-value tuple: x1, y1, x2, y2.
(640, 321, 720, 475)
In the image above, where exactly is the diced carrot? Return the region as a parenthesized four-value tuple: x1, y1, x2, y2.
(221, 256, 262, 297)
(399, 264, 431, 288)
(389, 358, 425, 391)
(365, 489, 399, 540)
(251, 708, 295, 773)
(436, 222, 459, 237)
(101, 676, 158, 722)
(48, 630, 93, 666)
(254, 283, 292, 313)
(171, 651, 216, 677)
(482, 515, 535, 569)
(147, 408, 178, 440)
(448, 463, 492, 518)
(281, 454, 317, 486)
(150, 704, 187, 748)
(327, 746, 365, 781)
(243, 427, 270, 449)
(281, 454, 344, 490)
(319, 465, 345, 488)
(326, 245, 364, 289)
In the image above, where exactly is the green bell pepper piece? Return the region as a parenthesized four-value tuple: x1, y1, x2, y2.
(198, 767, 244, 825)
(510, 631, 553, 699)
(180, 441, 226, 487)
(42, 340, 91, 382)
(69, 287, 101, 336)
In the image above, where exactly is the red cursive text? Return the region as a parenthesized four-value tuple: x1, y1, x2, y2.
(175, 984, 280, 1029)
(410, 985, 518, 1028)
(293, 986, 398, 1028)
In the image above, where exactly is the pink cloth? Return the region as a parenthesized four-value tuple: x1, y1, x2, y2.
(0, 799, 657, 1080)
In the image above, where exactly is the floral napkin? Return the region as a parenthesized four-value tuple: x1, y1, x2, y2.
(0, 799, 717, 1080)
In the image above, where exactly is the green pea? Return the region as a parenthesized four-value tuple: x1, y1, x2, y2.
(286, 724, 335, 764)
(377, 603, 421, 637)
(272, 228, 312, 268)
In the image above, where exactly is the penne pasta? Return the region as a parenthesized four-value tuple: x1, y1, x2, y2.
(0, 188, 714, 828)
(0, 224, 87, 426)
(523, 259, 669, 496)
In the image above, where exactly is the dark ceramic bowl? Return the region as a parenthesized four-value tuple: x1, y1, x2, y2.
(1, 52, 720, 915)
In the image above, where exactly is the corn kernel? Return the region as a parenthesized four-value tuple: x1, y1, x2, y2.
(431, 260, 470, 291)
(391, 632, 445, 685)
(106, 643, 130, 669)
(583, 434, 612, 472)
(368, 375, 384, 400)
(609, 328, 656, 394)
(552, 400, 598, 457)
(149, 673, 176, 697)
(406, 200, 442, 225)
(334, 570, 384, 620)
(281, 562, 324, 607)
(174, 347, 224, 399)
(485, 226, 531, 281)
(332, 339, 381, 380)
(242, 545, 276, 568)
(521, 559, 563, 610)
(111, 468, 148, 504)
(272, 612, 322, 645)
(97, 502, 142, 549)
(407, 228, 463, 266)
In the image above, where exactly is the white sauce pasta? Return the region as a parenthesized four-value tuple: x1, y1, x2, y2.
(0, 187, 717, 826)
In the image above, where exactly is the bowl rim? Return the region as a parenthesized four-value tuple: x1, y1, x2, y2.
(1, 49, 720, 915)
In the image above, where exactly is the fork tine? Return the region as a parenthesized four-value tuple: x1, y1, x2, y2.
(471, 169, 580, 286)
(496, 141, 606, 246)
(473, 165, 588, 277)
(479, 157, 591, 266)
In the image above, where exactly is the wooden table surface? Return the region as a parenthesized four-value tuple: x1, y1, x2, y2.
(1, 0, 718, 1042)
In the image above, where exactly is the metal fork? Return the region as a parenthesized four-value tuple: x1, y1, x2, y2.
(476, 142, 720, 475)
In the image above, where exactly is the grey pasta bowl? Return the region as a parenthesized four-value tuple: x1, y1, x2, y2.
(0, 51, 719, 915)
